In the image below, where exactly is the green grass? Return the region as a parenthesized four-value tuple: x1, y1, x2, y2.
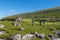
(0, 19, 60, 40)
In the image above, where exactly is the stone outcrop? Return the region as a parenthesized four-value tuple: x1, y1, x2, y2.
(6, 34, 22, 40)
(22, 34, 35, 40)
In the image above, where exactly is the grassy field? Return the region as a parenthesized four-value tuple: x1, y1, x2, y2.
(0, 19, 60, 40)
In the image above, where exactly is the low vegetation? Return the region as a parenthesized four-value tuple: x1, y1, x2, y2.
(0, 7, 60, 40)
(0, 19, 60, 40)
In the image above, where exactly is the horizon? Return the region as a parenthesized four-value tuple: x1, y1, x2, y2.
(0, 0, 60, 19)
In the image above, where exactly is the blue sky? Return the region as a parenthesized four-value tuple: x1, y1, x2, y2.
(0, 0, 60, 18)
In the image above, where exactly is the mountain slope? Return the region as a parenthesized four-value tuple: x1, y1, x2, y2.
(1, 7, 60, 21)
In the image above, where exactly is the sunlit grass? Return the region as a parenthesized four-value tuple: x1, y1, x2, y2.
(0, 19, 60, 40)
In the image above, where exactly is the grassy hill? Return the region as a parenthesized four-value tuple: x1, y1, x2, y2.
(0, 7, 60, 40)
(1, 7, 60, 21)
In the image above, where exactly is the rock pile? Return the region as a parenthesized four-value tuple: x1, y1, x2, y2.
(22, 34, 35, 40)
(6, 33, 35, 40)
(6, 34, 22, 40)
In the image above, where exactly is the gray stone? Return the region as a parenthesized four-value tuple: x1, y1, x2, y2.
(22, 34, 35, 40)
(53, 31, 60, 38)
(12, 22, 21, 26)
(6, 34, 22, 40)
(0, 39, 5, 40)
(55, 38, 60, 40)
(34, 32, 45, 39)
(48, 34, 53, 38)
(19, 28, 24, 31)
(48, 34, 60, 40)
(0, 24, 4, 28)
(0, 31, 5, 35)
(36, 34, 45, 39)
(49, 37, 60, 40)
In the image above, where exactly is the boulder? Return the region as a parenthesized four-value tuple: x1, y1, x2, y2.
(0, 24, 4, 28)
(22, 34, 35, 40)
(0, 31, 5, 35)
(34, 32, 45, 39)
(6, 34, 22, 40)
(48, 34, 53, 38)
(36, 34, 45, 39)
(0, 39, 5, 40)
(48, 34, 60, 40)
(52, 31, 60, 38)
(48, 37, 60, 40)
(12, 22, 21, 26)
(55, 38, 60, 40)
(19, 28, 24, 31)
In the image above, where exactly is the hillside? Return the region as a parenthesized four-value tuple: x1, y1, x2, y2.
(0, 7, 60, 40)
(0, 19, 60, 40)
(1, 7, 60, 21)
